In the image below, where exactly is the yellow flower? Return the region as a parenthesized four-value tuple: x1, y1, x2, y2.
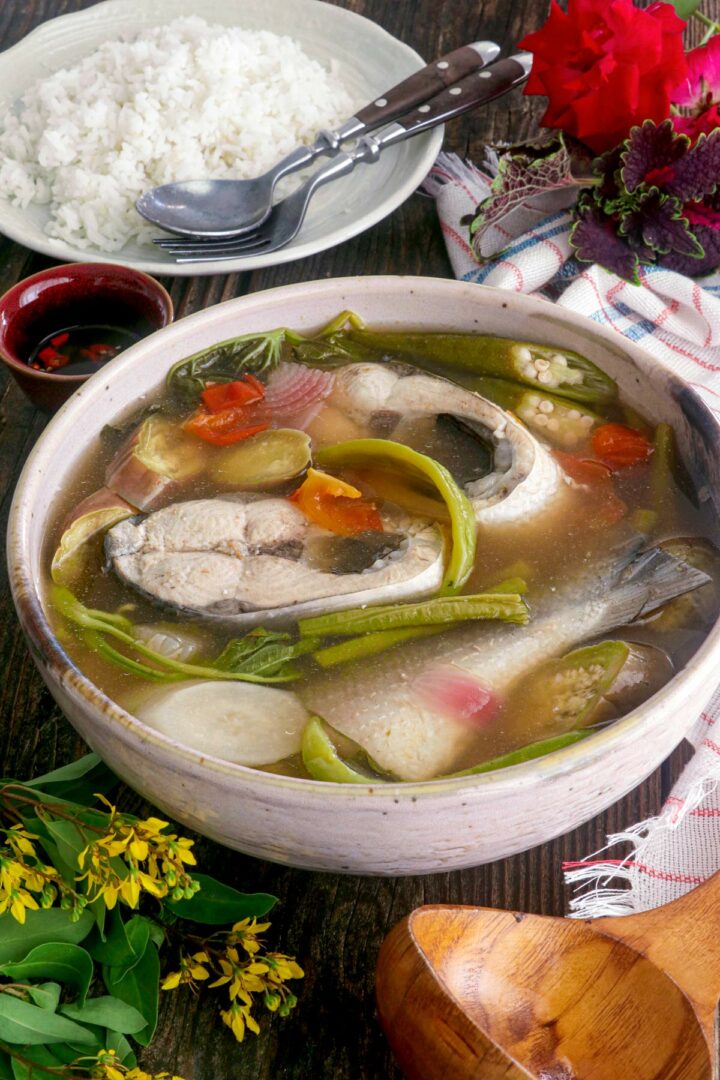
(161, 970, 182, 991)
(5, 826, 37, 858)
(89, 1048, 188, 1080)
(220, 1002, 248, 1042)
(161, 950, 210, 993)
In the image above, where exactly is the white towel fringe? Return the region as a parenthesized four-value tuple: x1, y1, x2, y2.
(420, 150, 495, 199)
(565, 818, 658, 918)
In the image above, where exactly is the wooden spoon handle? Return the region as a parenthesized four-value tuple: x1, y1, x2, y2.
(595, 869, 720, 1044)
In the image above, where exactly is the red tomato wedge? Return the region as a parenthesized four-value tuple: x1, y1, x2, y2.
(552, 450, 627, 524)
(183, 406, 270, 446)
(552, 450, 612, 485)
(591, 423, 653, 470)
(290, 468, 383, 535)
(201, 375, 265, 414)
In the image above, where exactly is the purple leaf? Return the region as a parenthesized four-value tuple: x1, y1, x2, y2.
(470, 136, 593, 256)
(569, 203, 644, 284)
(666, 129, 720, 202)
(621, 120, 688, 193)
(661, 223, 720, 275)
(620, 191, 704, 257)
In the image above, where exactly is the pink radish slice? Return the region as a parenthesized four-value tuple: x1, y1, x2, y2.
(265, 363, 335, 429)
(415, 669, 499, 728)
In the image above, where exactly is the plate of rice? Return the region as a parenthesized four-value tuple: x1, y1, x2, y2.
(0, 0, 443, 275)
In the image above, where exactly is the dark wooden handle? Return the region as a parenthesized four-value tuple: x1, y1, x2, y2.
(354, 43, 498, 131)
(392, 55, 530, 138)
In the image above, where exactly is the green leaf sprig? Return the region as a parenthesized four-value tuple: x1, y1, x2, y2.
(0, 756, 302, 1078)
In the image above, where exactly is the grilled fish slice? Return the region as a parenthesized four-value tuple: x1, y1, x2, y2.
(105, 494, 445, 626)
(327, 363, 564, 525)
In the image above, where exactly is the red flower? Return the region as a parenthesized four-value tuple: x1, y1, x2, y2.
(519, 0, 689, 154)
(673, 104, 720, 142)
(672, 35, 720, 109)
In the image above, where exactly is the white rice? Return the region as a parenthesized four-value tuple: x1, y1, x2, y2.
(0, 16, 356, 252)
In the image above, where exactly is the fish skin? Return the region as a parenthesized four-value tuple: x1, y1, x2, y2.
(326, 363, 564, 525)
(299, 549, 711, 781)
(105, 495, 445, 627)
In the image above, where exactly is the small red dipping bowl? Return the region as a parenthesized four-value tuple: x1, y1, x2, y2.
(0, 262, 173, 412)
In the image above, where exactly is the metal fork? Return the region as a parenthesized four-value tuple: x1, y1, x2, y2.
(153, 53, 531, 264)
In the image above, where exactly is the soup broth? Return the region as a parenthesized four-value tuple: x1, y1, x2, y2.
(45, 320, 720, 783)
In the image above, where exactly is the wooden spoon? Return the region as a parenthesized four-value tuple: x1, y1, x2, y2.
(376, 874, 720, 1079)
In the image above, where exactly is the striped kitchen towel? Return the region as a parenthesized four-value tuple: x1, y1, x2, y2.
(428, 151, 720, 915)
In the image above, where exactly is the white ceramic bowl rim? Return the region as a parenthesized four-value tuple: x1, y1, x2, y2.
(9, 276, 720, 800)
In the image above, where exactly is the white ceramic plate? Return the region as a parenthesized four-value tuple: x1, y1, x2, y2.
(0, 0, 442, 276)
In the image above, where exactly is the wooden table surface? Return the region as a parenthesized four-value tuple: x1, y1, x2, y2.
(0, 1, 714, 1076)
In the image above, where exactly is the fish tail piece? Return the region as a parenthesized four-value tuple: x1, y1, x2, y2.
(601, 547, 712, 631)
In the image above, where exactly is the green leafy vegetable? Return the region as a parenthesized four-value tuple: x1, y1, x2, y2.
(315, 438, 476, 595)
(24, 754, 117, 804)
(54, 586, 309, 684)
(60, 995, 148, 1035)
(103, 938, 160, 1047)
(166, 310, 366, 403)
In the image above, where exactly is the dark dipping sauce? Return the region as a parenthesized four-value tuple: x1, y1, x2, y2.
(28, 324, 140, 375)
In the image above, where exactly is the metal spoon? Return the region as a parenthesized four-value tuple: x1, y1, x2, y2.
(135, 40, 500, 238)
(377, 873, 720, 1079)
(154, 54, 531, 263)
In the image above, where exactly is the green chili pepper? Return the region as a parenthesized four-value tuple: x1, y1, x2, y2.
(299, 591, 528, 639)
(315, 439, 476, 595)
(335, 331, 617, 404)
(301, 717, 380, 784)
(445, 730, 593, 777)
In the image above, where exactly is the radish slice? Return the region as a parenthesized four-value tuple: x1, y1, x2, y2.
(415, 669, 498, 728)
(265, 363, 335, 430)
(136, 680, 309, 766)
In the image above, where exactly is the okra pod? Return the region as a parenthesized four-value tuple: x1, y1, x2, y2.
(340, 331, 618, 404)
(471, 377, 601, 449)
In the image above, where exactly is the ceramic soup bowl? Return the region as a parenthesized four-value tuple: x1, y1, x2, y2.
(8, 277, 720, 875)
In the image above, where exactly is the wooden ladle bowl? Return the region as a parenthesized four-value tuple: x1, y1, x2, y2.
(376, 874, 720, 1079)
